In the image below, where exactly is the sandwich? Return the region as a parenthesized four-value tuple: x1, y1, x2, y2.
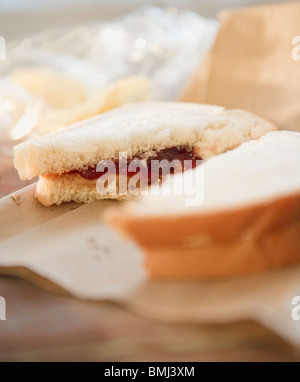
(13, 102, 276, 206)
(107, 131, 300, 279)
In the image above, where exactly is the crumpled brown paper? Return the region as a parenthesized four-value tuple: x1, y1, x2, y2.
(180, 1, 300, 132)
(1, 184, 300, 347)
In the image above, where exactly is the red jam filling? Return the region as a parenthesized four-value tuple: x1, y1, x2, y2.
(68, 147, 201, 184)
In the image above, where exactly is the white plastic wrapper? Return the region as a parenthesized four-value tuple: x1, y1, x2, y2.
(0, 6, 218, 150)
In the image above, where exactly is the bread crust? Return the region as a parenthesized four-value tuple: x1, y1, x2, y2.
(108, 193, 300, 279)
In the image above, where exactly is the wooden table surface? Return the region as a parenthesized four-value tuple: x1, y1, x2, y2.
(0, 150, 299, 362)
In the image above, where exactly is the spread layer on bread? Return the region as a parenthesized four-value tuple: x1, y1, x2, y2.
(67, 146, 201, 184)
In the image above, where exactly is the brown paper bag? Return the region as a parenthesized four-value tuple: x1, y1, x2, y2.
(180, 1, 300, 131)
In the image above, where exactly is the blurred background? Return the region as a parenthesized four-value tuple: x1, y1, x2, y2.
(0, 0, 288, 40)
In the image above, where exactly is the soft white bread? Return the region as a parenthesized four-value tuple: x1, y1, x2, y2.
(35, 174, 132, 207)
(13, 102, 276, 180)
(108, 131, 300, 279)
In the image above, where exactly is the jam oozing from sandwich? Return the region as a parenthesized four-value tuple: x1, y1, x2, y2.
(69, 146, 202, 184)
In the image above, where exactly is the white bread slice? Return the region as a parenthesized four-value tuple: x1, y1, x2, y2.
(126, 130, 300, 215)
(108, 131, 300, 279)
(35, 173, 132, 207)
(13, 102, 276, 180)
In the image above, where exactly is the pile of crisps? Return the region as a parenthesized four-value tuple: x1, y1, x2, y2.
(3, 66, 150, 140)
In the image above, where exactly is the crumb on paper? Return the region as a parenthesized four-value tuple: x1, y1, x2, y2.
(86, 237, 111, 254)
(86, 236, 100, 250)
(69, 205, 80, 211)
(86, 236, 96, 244)
(11, 194, 21, 206)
